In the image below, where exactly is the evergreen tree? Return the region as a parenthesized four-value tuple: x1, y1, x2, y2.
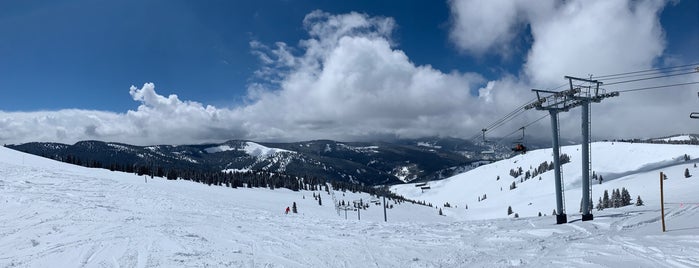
(602, 190, 610, 208)
(636, 195, 644, 206)
(612, 189, 620, 208)
(438, 208, 443, 216)
(621, 188, 631, 206)
(596, 197, 604, 211)
(552, 209, 557, 215)
(538, 212, 542, 217)
(507, 206, 513, 215)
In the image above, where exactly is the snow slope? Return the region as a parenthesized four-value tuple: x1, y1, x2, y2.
(2, 144, 699, 267)
(204, 142, 293, 157)
(393, 142, 699, 220)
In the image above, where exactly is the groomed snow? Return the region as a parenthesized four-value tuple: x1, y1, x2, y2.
(2, 143, 699, 267)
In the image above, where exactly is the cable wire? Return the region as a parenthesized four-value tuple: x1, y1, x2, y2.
(613, 81, 699, 93)
(604, 71, 699, 86)
(496, 114, 549, 141)
(592, 63, 699, 79)
(598, 66, 698, 81)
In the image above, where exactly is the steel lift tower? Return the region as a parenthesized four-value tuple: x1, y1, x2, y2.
(526, 76, 618, 224)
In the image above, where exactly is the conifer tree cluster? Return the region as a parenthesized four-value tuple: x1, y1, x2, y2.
(592, 171, 604, 184)
(42, 151, 434, 206)
(509, 167, 524, 178)
(596, 187, 634, 210)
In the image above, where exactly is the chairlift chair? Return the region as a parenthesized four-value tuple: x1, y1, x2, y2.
(511, 143, 527, 154)
(510, 126, 527, 154)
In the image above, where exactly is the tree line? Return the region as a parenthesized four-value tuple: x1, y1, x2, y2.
(44, 153, 418, 203)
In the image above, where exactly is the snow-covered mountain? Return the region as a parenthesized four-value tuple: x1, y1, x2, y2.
(2, 142, 699, 266)
(8, 138, 496, 185)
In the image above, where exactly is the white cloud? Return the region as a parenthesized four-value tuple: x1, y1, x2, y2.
(524, 0, 666, 86)
(448, 0, 556, 56)
(241, 10, 489, 141)
(0, 11, 491, 145)
(448, 0, 698, 140)
(0, 83, 248, 145)
(0, 3, 696, 146)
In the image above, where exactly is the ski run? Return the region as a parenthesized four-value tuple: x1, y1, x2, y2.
(1, 142, 699, 267)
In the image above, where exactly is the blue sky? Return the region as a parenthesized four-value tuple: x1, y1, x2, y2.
(2, 0, 555, 111)
(0, 0, 698, 145)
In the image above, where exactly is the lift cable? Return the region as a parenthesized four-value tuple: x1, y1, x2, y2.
(612, 81, 699, 93)
(597, 66, 698, 81)
(603, 71, 699, 86)
(469, 82, 568, 141)
(592, 62, 699, 79)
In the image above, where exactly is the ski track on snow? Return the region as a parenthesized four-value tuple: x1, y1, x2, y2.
(1, 145, 699, 267)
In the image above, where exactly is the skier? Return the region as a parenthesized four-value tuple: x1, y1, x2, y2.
(285, 206, 290, 214)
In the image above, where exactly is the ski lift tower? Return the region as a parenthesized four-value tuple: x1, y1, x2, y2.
(526, 76, 618, 224)
(525, 88, 577, 224)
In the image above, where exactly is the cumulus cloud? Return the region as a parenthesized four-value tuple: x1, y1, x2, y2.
(241, 10, 490, 141)
(0, 83, 248, 145)
(0, 3, 695, 146)
(448, 0, 698, 140)
(524, 0, 666, 86)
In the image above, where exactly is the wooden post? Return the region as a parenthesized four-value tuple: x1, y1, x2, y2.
(660, 172, 666, 232)
(383, 195, 387, 222)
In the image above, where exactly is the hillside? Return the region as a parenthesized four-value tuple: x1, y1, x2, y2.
(392, 142, 699, 221)
(8, 138, 500, 186)
(2, 144, 699, 267)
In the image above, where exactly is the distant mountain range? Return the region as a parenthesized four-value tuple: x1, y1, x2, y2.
(7, 134, 696, 186)
(7, 137, 541, 185)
